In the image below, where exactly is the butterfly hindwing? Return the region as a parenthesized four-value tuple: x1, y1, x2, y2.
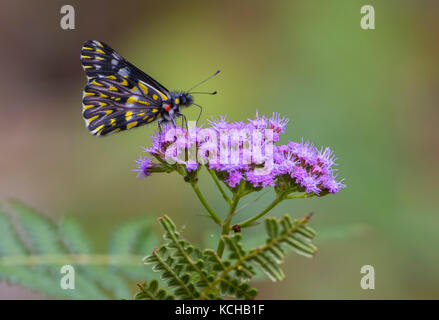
(80, 40, 172, 136)
(82, 74, 162, 136)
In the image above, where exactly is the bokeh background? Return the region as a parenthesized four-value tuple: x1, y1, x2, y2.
(1, 0, 438, 299)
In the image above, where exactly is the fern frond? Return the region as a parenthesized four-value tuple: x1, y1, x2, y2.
(223, 214, 317, 282)
(3, 202, 110, 299)
(144, 246, 201, 299)
(0, 205, 28, 256)
(109, 217, 158, 281)
(157, 215, 212, 287)
(134, 280, 175, 300)
(199, 213, 316, 298)
(0, 201, 158, 299)
(8, 201, 63, 254)
(59, 218, 131, 299)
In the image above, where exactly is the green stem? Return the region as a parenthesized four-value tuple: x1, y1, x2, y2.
(237, 192, 287, 229)
(0, 254, 143, 266)
(189, 182, 222, 226)
(216, 182, 245, 257)
(207, 168, 231, 204)
(285, 192, 315, 200)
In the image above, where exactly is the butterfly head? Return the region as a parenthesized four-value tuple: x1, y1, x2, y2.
(177, 92, 194, 107)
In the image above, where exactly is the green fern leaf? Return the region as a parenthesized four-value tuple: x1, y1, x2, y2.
(59, 217, 131, 299)
(134, 280, 175, 300)
(109, 217, 158, 281)
(144, 245, 201, 299)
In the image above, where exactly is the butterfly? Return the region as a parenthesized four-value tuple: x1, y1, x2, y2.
(80, 40, 219, 136)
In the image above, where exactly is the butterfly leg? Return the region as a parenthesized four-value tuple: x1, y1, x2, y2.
(170, 117, 177, 128)
(193, 103, 203, 126)
(158, 119, 166, 134)
(178, 113, 188, 130)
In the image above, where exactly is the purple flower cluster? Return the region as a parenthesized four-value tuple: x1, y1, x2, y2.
(134, 112, 345, 196)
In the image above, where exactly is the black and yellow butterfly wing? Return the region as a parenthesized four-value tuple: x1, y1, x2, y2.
(80, 40, 171, 136)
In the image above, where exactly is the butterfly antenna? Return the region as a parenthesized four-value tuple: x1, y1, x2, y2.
(187, 70, 221, 93)
(190, 91, 217, 95)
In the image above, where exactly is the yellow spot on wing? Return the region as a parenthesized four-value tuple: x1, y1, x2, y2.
(157, 90, 168, 101)
(100, 93, 109, 98)
(92, 125, 105, 134)
(110, 118, 116, 125)
(175, 98, 180, 104)
(91, 80, 103, 86)
(99, 102, 107, 106)
(105, 110, 113, 115)
(120, 79, 128, 86)
(127, 121, 137, 129)
(138, 82, 149, 94)
(151, 108, 158, 113)
(84, 92, 94, 97)
(152, 94, 158, 100)
(105, 75, 117, 80)
(84, 65, 92, 69)
(81, 55, 92, 59)
(83, 104, 94, 110)
(125, 112, 133, 121)
(96, 48, 105, 54)
(83, 47, 93, 50)
(108, 86, 118, 91)
(87, 115, 99, 124)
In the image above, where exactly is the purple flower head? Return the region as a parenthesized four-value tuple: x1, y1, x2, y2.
(134, 111, 345, 196)
(313, 147, 337, 176)
(301, 175, 321, 195)
(133, 156, 153, 179)
(291, 165, 307, 183)
(208, 115, 229, 131)
(288, 140, 317, 166)
(185, 161, 199, 172)
(246, 167, 275, 188)
(224, 171, 243, 188)
(320, 174, 345, 194)
(274, 152, 296, 176)
(268, 112, 289, 134)
(248, 111, 268, 130)
(268, 112, 289, 142)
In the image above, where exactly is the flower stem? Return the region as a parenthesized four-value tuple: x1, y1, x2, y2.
(189, 182, 222, 226)
(216, 182, 245, 257)
(285, 192, 315, 200)
(207, 168, 231, 204)
(237, 192, 287, 229)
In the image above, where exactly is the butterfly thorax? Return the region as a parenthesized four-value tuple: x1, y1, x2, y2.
(160, 92, 193, 122)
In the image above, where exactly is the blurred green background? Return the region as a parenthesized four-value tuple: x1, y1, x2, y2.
(1, 0, 438, 299)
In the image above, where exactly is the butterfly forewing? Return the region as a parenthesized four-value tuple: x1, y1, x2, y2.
(80, 40, 171, 136)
